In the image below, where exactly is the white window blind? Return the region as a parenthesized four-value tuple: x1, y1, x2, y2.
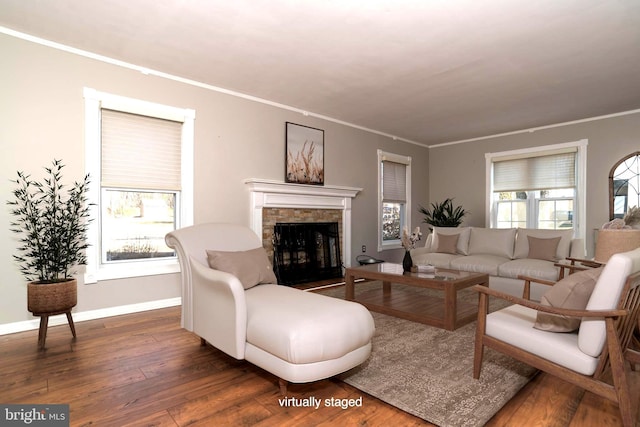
(382, 160, 407, 203)
(101, 109, 182, 191)
(493, 151, 576, 192)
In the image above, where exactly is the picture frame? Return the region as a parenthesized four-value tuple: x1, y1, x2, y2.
(285, 122, 324, 185)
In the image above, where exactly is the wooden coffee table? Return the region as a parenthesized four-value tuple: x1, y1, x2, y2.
(344, 263, 489, 331)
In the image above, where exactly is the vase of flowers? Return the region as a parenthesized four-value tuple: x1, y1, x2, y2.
(401, 226, 422, 272)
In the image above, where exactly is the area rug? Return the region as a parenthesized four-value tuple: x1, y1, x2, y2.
(316, 282, 537, 427)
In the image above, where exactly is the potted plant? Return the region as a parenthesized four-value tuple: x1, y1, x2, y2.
(418, 198, 468, 230)
(7, 159, 91, 316)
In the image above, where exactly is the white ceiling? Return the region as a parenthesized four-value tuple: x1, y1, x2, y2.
(2, 0, 640, 146)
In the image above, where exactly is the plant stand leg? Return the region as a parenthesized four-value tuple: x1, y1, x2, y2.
(37, 315, 49, 350)
(65, 311, 77, 338)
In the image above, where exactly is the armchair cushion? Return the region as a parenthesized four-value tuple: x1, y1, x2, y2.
(534, 267, 603, 332)
(486, 304, 600, 375)
(206, 247, 278, 289)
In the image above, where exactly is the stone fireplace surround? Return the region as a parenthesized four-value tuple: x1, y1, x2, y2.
(245, 178, 361, 269)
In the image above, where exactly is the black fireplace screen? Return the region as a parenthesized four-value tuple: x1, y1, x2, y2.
(272, 222, 342, 285)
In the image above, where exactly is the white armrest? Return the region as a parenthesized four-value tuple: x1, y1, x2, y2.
(569, 238, 586, 259)
(190, 258, 248, 359)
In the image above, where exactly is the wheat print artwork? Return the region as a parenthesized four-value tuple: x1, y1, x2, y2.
(285, 122, 324, 185)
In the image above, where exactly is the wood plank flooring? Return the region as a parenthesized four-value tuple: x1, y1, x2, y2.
(1, 286, 639, 426)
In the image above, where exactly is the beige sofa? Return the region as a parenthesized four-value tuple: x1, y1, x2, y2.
(411, 227, 585, 301)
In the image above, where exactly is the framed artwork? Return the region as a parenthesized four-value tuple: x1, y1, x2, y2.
(285, 122, 324, 185)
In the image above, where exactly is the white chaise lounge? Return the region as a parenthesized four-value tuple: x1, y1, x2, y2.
(165, 223, 375, 393)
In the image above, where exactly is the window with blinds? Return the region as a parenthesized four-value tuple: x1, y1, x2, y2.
(101, 109, 182, 191)
(490, 148, 578, 230)
(100, 109, 183, 263)
(378, 150, 412, 250)
(84, 87, 195, 282)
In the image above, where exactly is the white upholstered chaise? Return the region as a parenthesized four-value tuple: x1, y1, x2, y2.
(165, 223, 375, 393)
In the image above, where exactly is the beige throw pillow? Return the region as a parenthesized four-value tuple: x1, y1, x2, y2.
(432, 227, 471, 255)
(533, 267, 603, 332)
(527, 236, 561, 262)
(206, 247, 278, 289)
(435, 233, 459, 254)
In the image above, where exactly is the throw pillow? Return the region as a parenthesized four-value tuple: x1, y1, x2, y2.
(533, 267, 603, 332)
(432, 226, 471, 254)
(514, 228, 573, 260)
(206, 247, 278, 290)
(527, 236, 562, 262)
(435, 233, 459, 254)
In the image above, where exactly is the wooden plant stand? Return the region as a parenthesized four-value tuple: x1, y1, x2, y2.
(32, 309, 77, 350)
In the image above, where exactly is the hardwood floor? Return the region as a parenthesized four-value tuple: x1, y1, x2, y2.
(1, 286, 639, 426)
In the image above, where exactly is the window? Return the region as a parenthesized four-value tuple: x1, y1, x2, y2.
(378, 150, 411, 251)
(84, 88, 195, 282)
(486, 140, 587, 239)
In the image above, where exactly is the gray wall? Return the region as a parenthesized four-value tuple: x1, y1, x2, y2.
(0, 33, 429, 327)
(428, 112, 640, 257)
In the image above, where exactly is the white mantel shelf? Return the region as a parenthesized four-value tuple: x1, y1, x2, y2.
(245, 178, 362, 267)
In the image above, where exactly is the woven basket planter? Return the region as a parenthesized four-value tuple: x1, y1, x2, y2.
(595, 229, 640, 264)
(27, 279, 77, 315)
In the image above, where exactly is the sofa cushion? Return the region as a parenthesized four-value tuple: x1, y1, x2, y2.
(450, 254, 509, 276)
(435, 233, 459, 254)
(245, 285, 375, 364)
(498, 258, 560, 282)
(534, 267, 603, 332)
(468, 227, 516, 258)
(206, 247, 278, 289)
(432, 226, 470, 255)
(514, 228, 573, 261)
(412, 252, 462, 269)
(527, 236, 561, 262)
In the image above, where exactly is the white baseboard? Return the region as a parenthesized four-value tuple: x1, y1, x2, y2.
(0, 297, 182, 336)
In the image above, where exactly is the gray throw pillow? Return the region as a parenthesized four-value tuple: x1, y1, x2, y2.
(527, 236, 561, 262)
(435, 233, 459, 254)
(533, 267, 603, 332)
(206, 247, 278, 289)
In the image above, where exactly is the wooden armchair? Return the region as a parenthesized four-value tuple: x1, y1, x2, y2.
(473, 248, 640, 427)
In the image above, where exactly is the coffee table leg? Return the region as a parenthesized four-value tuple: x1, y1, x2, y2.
(445, 286, 456, 331)
(383, 281, 391, 296)
(346, 272, 355, 300)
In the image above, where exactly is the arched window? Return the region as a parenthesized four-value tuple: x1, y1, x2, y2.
(609, 152, 640, 220)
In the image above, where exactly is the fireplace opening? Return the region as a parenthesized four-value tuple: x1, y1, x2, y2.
(272, 222, 342, 286)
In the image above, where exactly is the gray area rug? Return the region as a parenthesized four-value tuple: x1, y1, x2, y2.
(317, 281, 537, 427)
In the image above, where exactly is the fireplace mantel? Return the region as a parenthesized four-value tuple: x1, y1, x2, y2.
(245, 178, 362, 268)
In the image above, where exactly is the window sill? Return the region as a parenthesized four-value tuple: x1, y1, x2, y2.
(85, 258, 180, 284)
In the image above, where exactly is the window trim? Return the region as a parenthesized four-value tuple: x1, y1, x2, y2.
(83, 88, 195, 283)
(377, 149, 412, 251)
(485, 139, 587, 240)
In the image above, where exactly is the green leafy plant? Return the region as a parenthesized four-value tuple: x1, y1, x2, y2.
(418, 198, 468, 230)
(8, 159, 92, 283)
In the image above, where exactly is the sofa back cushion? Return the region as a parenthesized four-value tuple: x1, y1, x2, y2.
(431, 226, 471, 255)
(578, 247, 640, 357)
(468, 227, 516, 259)
(514, 228, 573, 261)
